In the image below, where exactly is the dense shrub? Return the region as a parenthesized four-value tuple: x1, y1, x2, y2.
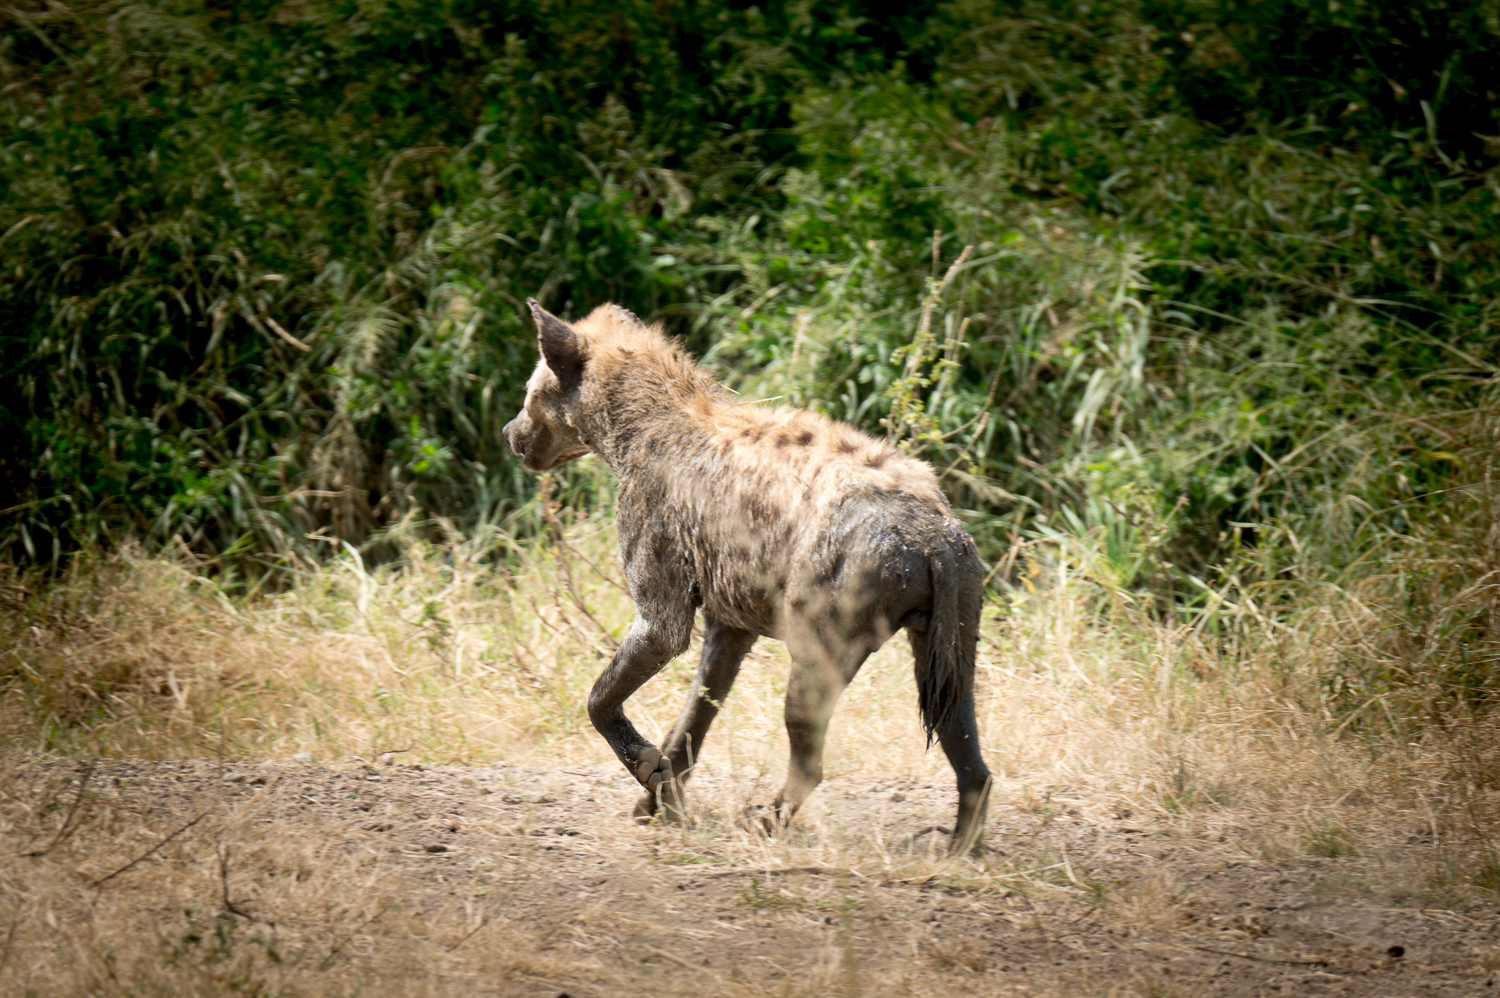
(2, 0, 1497, 602)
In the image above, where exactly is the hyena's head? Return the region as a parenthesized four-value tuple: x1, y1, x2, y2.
(503, 299, 594, 472)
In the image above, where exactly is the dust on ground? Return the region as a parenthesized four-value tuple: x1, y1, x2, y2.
(2, 756, 1495, 997)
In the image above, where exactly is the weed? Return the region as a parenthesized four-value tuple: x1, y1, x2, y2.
(658, 852, 719, 867)
(739, 877, 806, 913)
(1107, 871, 1196, 931)
(924, 937, 987, 973)
(158, 914, 286, 997)
(1467, 855, 1500, 895)
(1305, 823, 1362, 859)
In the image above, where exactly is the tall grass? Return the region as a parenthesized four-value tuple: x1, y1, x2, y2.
(4, 0, 1497, 594)
(6, 452, 1499, 884)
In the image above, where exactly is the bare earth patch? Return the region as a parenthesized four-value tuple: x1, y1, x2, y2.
(2, 756, 1495, 997)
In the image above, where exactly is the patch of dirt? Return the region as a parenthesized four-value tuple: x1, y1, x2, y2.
(4, 756, 1497, 996)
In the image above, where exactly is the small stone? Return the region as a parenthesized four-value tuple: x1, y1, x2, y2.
(423, 843, 448, 853)
(292, 752, 312, 764)
(890, 792, 905, 802)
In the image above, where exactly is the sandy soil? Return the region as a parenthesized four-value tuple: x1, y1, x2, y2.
(3, 756, 1496, 996)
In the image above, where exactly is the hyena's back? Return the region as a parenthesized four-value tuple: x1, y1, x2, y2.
(623, 399, 982, 676)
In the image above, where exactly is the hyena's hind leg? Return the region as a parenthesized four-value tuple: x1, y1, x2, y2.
(763, 632, 875, 828)
(635, 617, 757, 823)
(909, 629, 992, 856)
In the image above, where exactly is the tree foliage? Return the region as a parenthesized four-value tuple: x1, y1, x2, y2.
(2, 0, 1498, 598)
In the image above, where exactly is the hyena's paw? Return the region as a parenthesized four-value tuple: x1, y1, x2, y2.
(632, 746, 671, 791)
(629, 747, 683, 825)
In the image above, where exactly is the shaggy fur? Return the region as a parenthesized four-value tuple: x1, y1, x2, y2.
(504, 301, 991, 851)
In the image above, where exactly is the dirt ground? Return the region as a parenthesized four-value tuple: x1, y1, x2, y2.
(2, 756, 1497, 997)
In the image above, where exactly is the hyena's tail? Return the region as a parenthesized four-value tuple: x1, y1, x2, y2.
(917, 528, 984, 746)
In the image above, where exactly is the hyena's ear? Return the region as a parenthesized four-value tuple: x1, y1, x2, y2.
(527, 298, 588, 384)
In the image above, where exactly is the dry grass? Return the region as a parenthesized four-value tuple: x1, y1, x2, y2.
(4, 512, 1499, 861)
(3, 504, 1500, 994)
(0, 754, 1166, 997)
(0, 761, 622, 996)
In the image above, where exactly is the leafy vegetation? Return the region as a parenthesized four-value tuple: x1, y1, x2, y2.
(0, 0, 958, 571)
(4, 1, 1500, 723)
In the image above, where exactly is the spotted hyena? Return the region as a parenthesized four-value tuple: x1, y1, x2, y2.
(504, 300, 991, 852)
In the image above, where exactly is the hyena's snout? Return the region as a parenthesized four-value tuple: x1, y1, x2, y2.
(503, 413, 531, 458)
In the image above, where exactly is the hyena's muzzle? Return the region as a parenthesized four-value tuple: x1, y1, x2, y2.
(503, 388, 591, 472)
(502, 410, 534, 462)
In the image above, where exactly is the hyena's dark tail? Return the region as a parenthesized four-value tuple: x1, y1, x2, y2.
(916, 529, 984, 746)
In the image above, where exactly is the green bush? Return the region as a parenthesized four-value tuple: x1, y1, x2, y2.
(0, 0, 938, 575)
(3, 0, 1498, 619)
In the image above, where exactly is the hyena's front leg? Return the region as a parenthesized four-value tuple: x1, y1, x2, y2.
(635, 617, 757, 823)
(587, 614, 692, 802)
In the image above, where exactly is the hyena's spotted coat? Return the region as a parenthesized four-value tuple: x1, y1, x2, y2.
(504, 300, 991, 852)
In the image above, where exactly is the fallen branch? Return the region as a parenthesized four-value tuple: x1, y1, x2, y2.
(370, 744, 415, 763)
(644, 944, 713, 974)
(22, 760, 95, 858)
(1191, 944, 1328, 966)
(703, 865, 865, 879)
(90, 808, 210, 888)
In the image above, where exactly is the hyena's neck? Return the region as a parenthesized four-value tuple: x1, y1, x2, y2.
(585, 377, 719, 485)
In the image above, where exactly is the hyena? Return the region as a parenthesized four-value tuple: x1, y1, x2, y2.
(504, 299, 991, 852)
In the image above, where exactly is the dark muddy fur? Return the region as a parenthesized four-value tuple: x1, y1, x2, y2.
(504, 299, 991, 853)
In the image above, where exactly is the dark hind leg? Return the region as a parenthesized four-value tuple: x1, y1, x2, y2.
(767, 634, 874, 827)
(634, 617, 757, 823)
(910, 630, 992, 855)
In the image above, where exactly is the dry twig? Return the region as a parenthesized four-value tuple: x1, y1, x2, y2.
(1190, 944, 1328, 966)
(219, 844, 273, 925)
(90, 808, 210, 888)
(21, 760, 94, 858)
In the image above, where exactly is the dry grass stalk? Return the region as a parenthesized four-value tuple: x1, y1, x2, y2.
(0, 513, 1498, 958)
(0, 529, 1496, 839)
